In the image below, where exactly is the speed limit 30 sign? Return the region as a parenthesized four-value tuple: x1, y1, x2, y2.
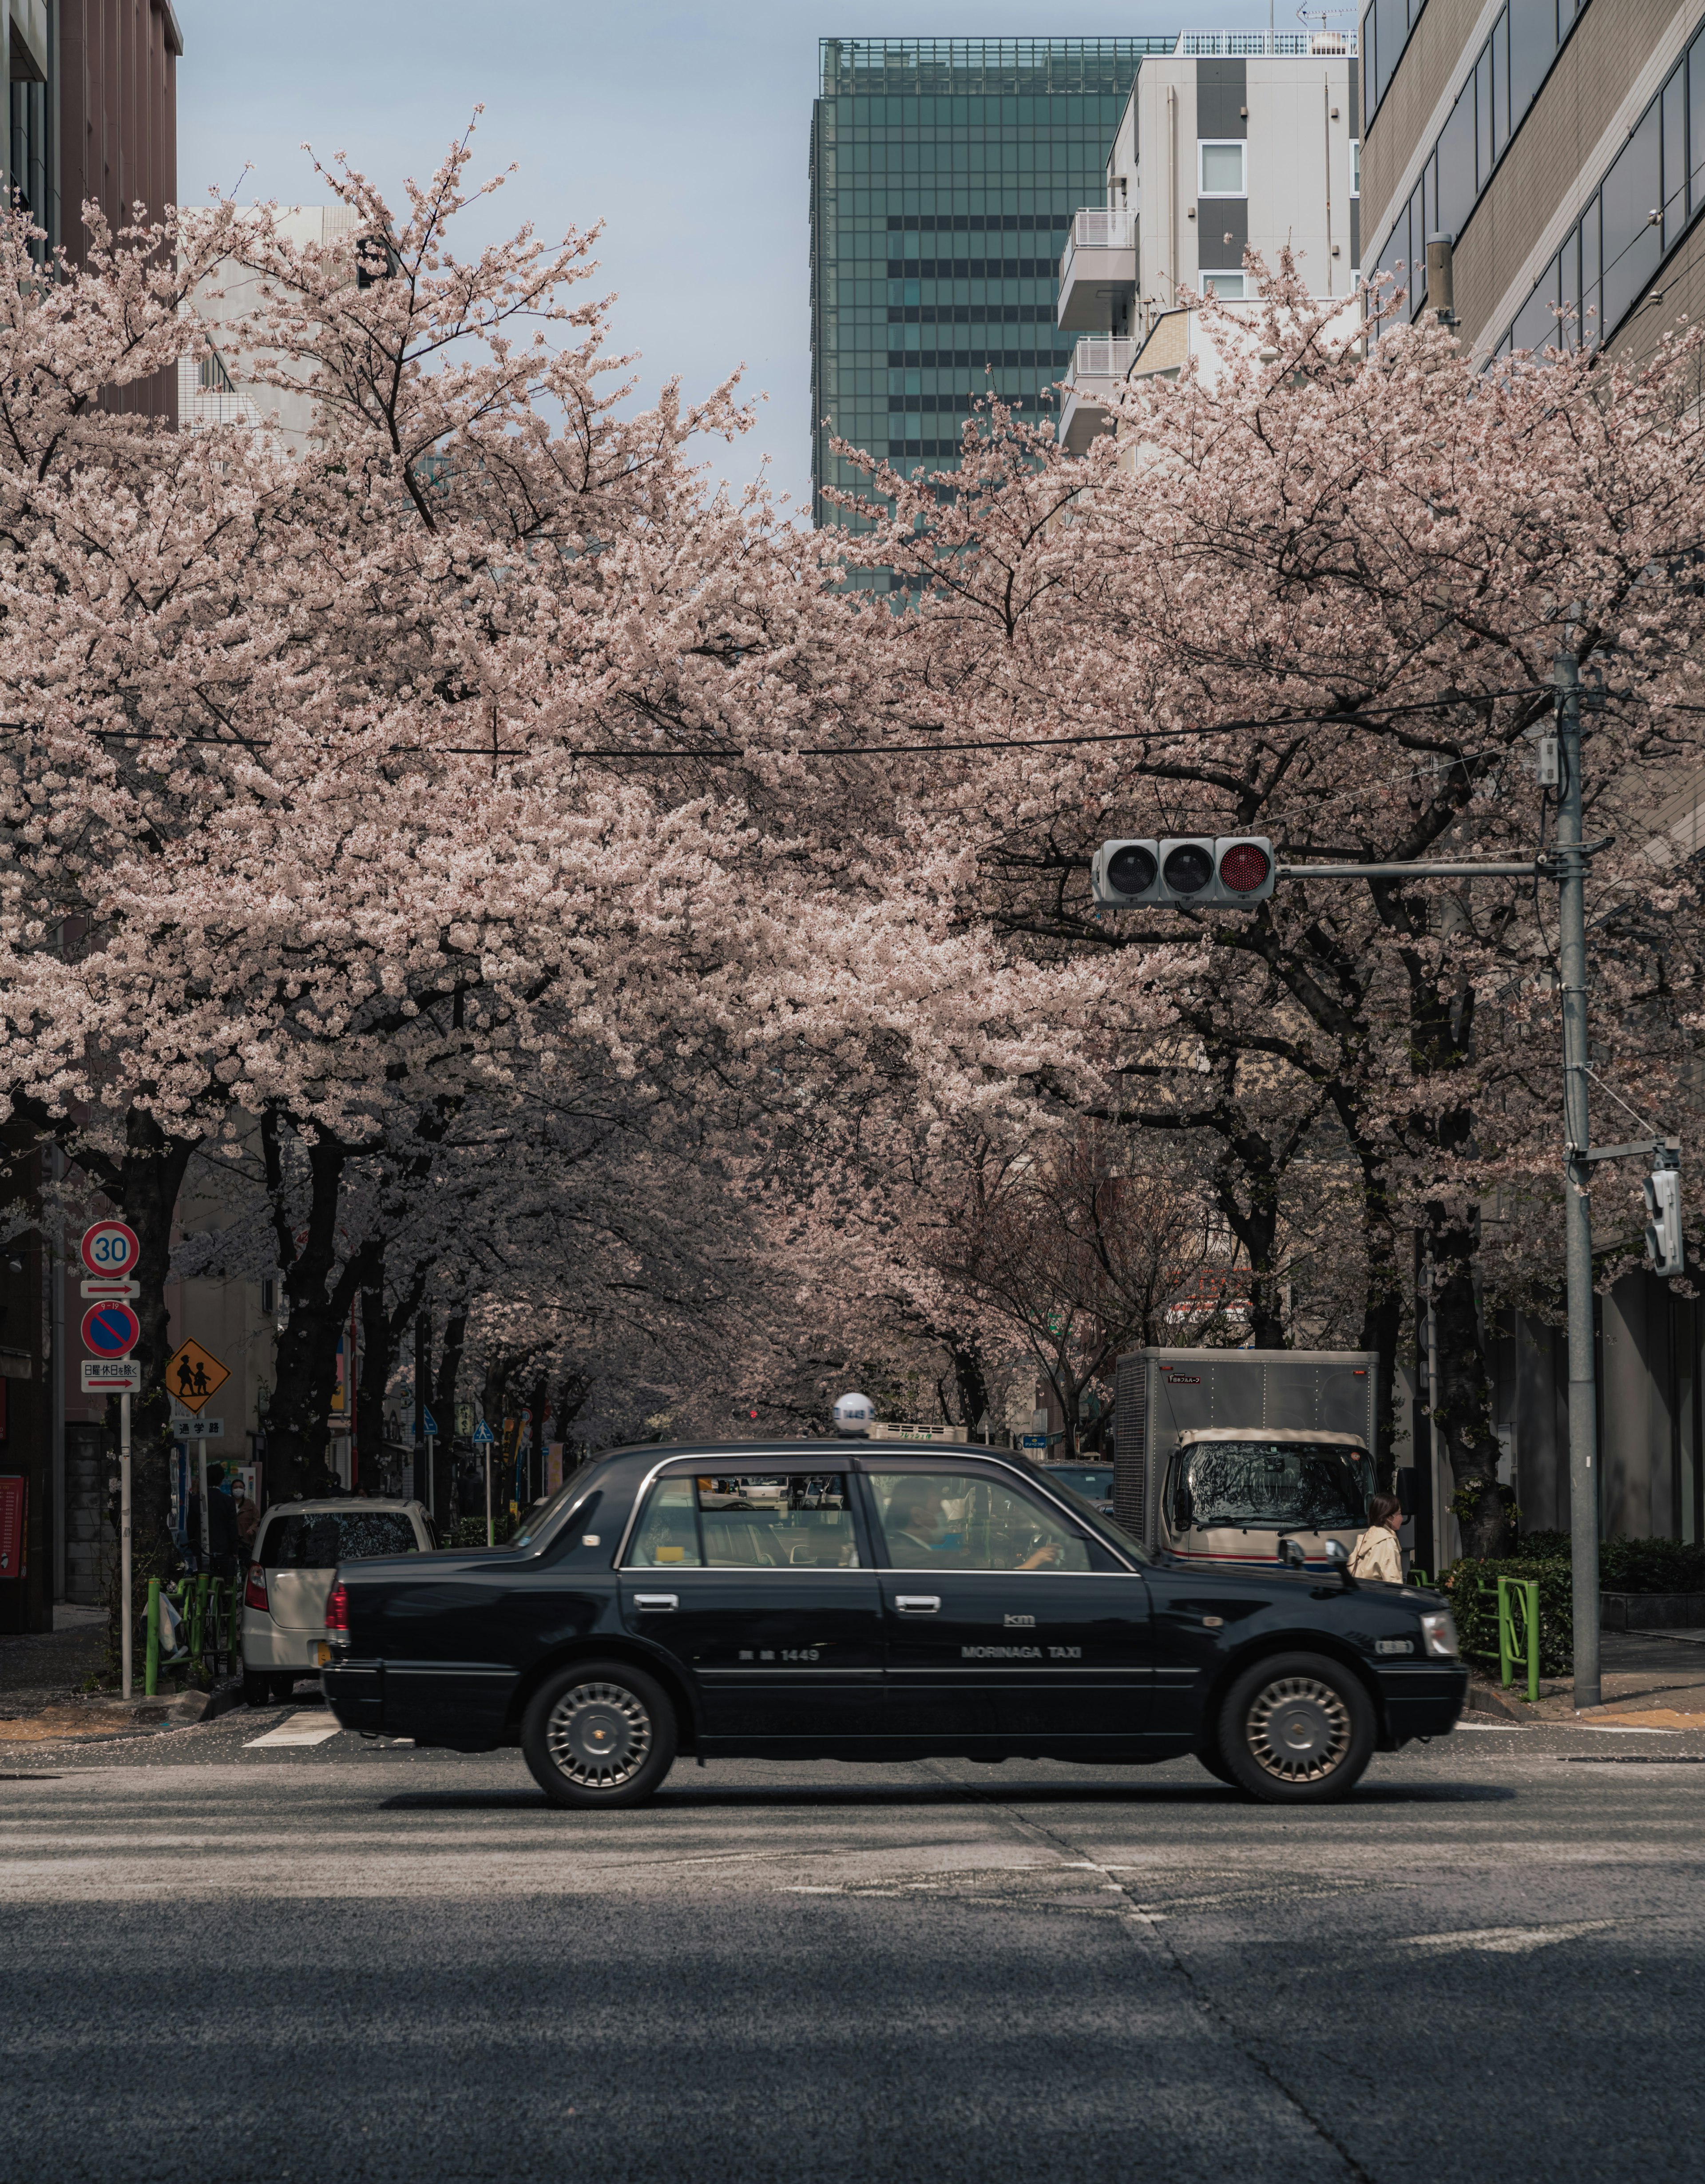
(80, 1220, 141, 1279)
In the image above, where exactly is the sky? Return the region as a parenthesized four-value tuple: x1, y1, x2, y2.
(177, 2, 1283, 508)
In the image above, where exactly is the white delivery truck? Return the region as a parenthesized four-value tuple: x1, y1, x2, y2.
(1110, 1347, 1380, 1570)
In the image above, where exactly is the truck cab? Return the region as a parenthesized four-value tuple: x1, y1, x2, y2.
(1159, 1426, 1374, 1569)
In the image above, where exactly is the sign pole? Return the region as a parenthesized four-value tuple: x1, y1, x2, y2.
(198, 1446, 210, 1568)
(485, 1447, 493, 1547)
(120, 1391, 132, 1701)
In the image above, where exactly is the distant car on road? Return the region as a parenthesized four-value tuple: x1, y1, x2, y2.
(319, 1441, 1464, 1807)
(242, 1498, 433, 1707)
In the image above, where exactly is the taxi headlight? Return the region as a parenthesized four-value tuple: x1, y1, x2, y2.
(1420, 1610, 1459, 1659)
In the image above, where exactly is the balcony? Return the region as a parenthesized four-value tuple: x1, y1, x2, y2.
(1058, 336, 1138, 453)
(1057, 209, 1136, 332)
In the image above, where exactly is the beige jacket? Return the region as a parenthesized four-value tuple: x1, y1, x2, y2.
(1348, 1525, 1404, 1584)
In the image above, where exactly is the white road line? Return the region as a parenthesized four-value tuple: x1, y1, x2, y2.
(1455, 1723, 1521, 1731)
(244, 1711, 342, 1749)
(1400, 1920, 1617, 1956)
(1579, 1725, 1680, 1735)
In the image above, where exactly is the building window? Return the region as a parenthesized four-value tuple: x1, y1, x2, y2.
(1199, 140, 1247, 196)
(1350, 139, 1360, 196)
(197, 350, 234, 393)
(1202, 270, 1246, 297)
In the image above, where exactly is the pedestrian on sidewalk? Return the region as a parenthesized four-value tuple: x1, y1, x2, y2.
(1348, 1494, 1405, 1583)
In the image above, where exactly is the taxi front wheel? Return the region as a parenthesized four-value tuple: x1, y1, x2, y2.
(522, 1660, 678, 1809)
(1217, 1652, 1375, 1805)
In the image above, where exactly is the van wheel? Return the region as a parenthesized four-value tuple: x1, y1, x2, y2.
(242, 1670, 273, 1708)
(522, 1660, 678, 1809)
(1218, 1652, 1374, 1804)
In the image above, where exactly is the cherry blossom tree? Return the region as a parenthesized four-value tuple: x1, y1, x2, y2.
(812, 261, 1705, 1553)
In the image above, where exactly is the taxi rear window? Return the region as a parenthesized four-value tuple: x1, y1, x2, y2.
(626, 1474, 859, 1568)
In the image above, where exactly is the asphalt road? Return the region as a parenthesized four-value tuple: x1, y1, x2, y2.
(3, 1706, 1702, 2184)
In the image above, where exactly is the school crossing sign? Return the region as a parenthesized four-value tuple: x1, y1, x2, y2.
(167, 1338, 230, 1415)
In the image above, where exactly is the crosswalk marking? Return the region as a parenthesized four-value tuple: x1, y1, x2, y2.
(244, 1711, 342, 1749)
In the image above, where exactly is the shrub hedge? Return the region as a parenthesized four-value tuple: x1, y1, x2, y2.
(1440, 1557, 1575, 1679)
(1512, 1530, 1705, 1592)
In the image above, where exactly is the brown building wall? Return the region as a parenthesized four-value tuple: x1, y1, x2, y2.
(1456, 0, 1688, 345)
(1362, 0, 1491, 238)
(59, 0, 182, 421)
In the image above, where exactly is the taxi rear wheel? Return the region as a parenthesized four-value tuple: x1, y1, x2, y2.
(1218, 1652, 1374, 1804)
(522, 1660, 678, 1808)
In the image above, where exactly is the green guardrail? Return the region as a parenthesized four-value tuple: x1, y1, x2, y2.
(1464, 1573, 1540, 1703)
(1496, 1574, 1541, 1704)
(145, 1573, 241, 1696)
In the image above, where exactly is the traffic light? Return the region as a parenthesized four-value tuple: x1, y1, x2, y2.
(1091, 837, 1275, 908)
(1644, 1167, 1685, 1277)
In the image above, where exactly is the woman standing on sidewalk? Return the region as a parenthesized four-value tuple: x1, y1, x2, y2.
(1348, 1494, 1405, 1583)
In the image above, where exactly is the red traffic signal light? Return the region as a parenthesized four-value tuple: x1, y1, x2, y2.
(1093, 837, 1274, 907)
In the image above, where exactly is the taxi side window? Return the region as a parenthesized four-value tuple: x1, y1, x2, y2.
(626, 1474, 860, 1569)
(871, 1471, 1092, 1572)
(628, 1478, 702, 1567)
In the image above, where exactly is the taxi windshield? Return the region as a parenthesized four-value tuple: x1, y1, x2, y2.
(1178, 1441, 1371, 1531)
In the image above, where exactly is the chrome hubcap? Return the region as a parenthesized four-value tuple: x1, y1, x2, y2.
(1245, 1675, 1351, 1782)
(545, 1681, 652, 1788)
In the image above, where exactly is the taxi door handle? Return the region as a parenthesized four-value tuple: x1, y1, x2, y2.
(895, 1595, 941, 1614)
(633, 1593, 678, 1612)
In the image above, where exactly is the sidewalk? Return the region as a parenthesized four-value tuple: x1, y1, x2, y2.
(1469, 1628, 1705, 1724)
(0, 1603, 181, 1744)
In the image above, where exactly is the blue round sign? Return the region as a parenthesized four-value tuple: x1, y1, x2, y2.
(82, 1301, 141, 1358)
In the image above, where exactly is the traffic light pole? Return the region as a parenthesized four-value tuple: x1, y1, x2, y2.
(1231, 645, 1618, 1708)
(1554, 647, 1602, 1709)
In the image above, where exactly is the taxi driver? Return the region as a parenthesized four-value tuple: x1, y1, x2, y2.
(882, 1482, 1061, 1569)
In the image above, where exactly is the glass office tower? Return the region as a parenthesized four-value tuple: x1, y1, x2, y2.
(809, 36, 1172, 563)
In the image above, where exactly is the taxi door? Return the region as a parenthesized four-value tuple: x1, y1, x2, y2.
(618, 1463, 884, 1739)
(858, 1459, 1152, 1745)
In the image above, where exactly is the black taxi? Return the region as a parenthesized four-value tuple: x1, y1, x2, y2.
(319, 1440, 1466, 1808)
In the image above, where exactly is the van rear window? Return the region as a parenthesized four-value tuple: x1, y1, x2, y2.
(260, 1511, 419, 1568)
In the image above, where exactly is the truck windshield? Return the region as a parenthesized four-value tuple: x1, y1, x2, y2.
(1178, 1441, 1371, 1531)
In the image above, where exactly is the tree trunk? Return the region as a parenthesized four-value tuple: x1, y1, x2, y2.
(1429, 1230, 1510, 1559)
(357, 1257, 394, 1495)
(263, 1112, 356, 1502)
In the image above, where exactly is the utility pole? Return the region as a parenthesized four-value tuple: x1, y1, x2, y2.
(1555, 639, 1601, 1709)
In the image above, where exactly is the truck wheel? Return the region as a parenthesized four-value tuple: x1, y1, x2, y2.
(1218, 1652, 1374, 1804)
(522, 1660, 678, 1809)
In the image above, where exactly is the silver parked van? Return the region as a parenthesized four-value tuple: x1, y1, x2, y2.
(242, 1497, 433, 1706)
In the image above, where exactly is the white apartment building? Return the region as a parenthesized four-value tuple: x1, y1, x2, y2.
(1057, 30, 1361, 451)
(180, 205, 361, 449)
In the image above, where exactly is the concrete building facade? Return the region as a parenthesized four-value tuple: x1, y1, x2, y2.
(1360, 0, 1705, 363)
(1056, 28, 1360, 450)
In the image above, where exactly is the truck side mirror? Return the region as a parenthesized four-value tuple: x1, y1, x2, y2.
(1324, 1537, 1356, 1589)
(1277, 1536, 1306, 1570)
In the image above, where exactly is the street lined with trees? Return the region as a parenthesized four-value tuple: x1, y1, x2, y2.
(7, 149, 1705, 1656)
